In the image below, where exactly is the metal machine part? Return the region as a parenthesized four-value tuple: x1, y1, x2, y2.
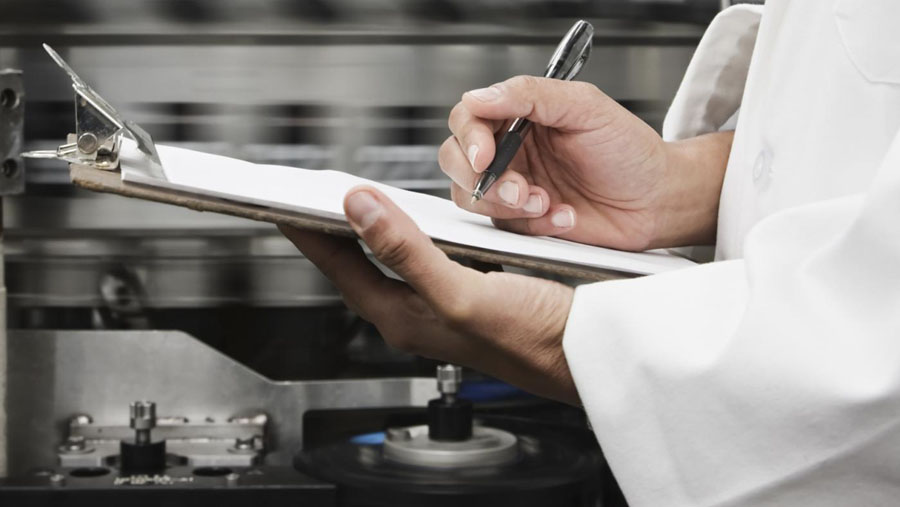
(0, 65, 24, 479)
(0, 69, 24, 196)
(383, 424, 518, 469)
(435, 363, 462, 398)
(120, 400, 168, 474)
(427, 364, 474, 441)
(129, 400, 157, 445)
(298, 415, 605, 507)
(58, 404, 267, 468)
(384, 364, 516, 469)
(4, 330, 439, 475)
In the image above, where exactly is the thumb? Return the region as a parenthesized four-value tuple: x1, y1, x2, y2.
(343, 186, 478, 316)
(461, 75, 613, 131)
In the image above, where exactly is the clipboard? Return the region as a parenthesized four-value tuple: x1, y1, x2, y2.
(69, 162, 630, 281)
(26, 44, 692, 283)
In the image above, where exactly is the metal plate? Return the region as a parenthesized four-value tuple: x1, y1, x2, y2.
(0, 69, 23, 195)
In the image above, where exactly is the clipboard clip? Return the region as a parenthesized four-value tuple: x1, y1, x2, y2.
(22, 44, 166, 180)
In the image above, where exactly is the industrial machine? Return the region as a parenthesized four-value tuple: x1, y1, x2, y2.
(0, 1, 718, 504)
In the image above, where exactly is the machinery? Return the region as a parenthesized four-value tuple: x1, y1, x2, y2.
(0, 1, 718, 504)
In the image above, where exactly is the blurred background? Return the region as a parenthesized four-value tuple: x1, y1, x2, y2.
(0, 0, 725, 381)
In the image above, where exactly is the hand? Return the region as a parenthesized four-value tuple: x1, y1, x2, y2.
(442, 75, 733, 250)
(280, 186, 579, 405)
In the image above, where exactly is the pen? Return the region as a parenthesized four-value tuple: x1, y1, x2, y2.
(471, 20, 594, 204)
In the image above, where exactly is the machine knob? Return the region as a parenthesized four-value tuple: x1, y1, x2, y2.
(130, 400, 157, 431)
(436, 364, 462, 397)
(429, 365, 472, 442)
(121, 400, 166, 473)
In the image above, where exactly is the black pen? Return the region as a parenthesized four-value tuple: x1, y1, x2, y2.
(471, 20, 594, 204)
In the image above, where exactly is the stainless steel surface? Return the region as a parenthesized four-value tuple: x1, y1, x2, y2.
(0, 70, 24, 195)
(383, 424, 518, 468)
(6, 329, 439, 476)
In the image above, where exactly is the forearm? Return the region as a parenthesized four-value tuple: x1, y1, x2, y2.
(650, 130, 734, 248)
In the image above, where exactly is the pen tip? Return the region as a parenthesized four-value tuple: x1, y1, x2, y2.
(470, 195, 478, 205)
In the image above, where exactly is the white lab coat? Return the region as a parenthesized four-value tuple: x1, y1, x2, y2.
(563, 1, 900, 506)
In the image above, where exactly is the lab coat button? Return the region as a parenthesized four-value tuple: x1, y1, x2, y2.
(752, 150, 772, 186)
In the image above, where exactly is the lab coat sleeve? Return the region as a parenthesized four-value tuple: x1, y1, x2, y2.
(564, 129, 900, 506)
(662, 4, 763, 142)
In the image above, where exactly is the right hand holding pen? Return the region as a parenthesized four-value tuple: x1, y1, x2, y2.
(441, 75, 733, 250)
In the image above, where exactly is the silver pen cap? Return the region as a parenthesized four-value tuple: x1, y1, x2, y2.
(543, 20, 594, 81)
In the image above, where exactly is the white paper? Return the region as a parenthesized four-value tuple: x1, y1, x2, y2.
(119, 140, 696, 276)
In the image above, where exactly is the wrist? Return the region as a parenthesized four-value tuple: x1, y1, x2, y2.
(649, 131, 734, 249)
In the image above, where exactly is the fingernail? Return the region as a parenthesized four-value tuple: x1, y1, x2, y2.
(346, 191, 383, 231)
(524, 194, 542, 214)
(498, 181, 519, 206)
(467, 144, 479, 170)
(467, 86, 501, 102)
(551, 209, 575, 228)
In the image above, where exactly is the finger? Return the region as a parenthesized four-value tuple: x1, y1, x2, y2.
(438, 136, 531, 209)
(447, 102, 503, 172)
(277, 224, 408, 318)
(462, 76, 614, 131)
(450, 182, 549, 219)
(342, 186, 479, 319)
(491, 203, 577, 237)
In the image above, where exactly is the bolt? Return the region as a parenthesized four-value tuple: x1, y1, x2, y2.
(225, 472, 240, 486)
(2, 159, 18, 179)
(436, 364, 462, 397)
(130, 401, 157, 445)
(77, 132, 99, 153)
(59, 435, 88, 453)
(71, 414, 93, 426)
(49, 473, 66, 487)
(0, 88, 17, 110)
(234, 438, 254, 451)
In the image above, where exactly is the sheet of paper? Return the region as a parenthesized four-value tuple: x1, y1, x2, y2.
(119, 140, 696, 276)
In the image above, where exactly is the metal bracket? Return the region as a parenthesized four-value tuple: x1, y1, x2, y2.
(58, 409, 267, 468)
(22, 45, 166, 180)
(0, 69, 24, 195)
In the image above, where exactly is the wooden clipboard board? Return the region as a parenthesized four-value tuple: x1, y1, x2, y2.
(70, 163, 633, 282)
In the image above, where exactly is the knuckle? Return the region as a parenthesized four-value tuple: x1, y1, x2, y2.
(439, 291, 474, 326)
(572, 80, 600, 95)
(373, 233, 414, 268)
(507, 74, 538, 92)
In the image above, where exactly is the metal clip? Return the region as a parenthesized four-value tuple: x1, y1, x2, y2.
(22, 44, 166, 180)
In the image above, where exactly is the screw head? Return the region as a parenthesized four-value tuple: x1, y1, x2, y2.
(234, 438, 254, 450)
(71, 414, 94, 425)
(77, 132, 99, 153)
(49, 473, 66, 486)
